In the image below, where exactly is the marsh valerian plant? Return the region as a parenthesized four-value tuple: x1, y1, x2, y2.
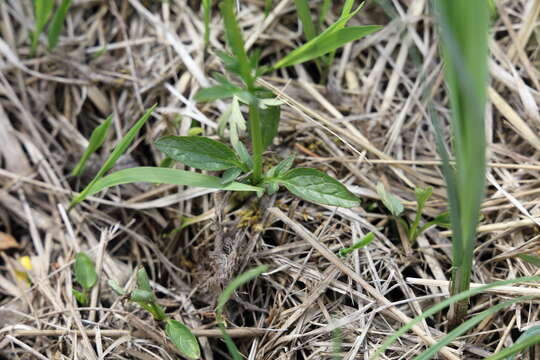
(69, 0, 380, 209)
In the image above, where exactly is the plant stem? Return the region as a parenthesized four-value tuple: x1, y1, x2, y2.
(248, 101, 263, 184)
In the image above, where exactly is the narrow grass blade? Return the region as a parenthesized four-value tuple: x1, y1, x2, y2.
(338, 232, 374, 258)
(318, 0, 332, 31)
(32, 0, 55, 53)
(47, 0, 72, 49)
(517, 254, 540, 267)
(485, 334, 540, 360)
(413, 297, 534, 360)
(293, 0, 317, 41)
(202, 0, 212, 46)
(506, 325, 540, 360)
(219, 0, 253, 88)
(69, 105, 156, 208)
(274, 26, 381, 69)
(370, 275, 540, 359)
(71, 116, 112, 176)
(81, 167, 261, 198)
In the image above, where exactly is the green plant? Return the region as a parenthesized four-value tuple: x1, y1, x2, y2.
(370, 275, 540, 360)
(70, 0, 380, 210)
(433, 0, 489, 327)
(376, 183, 450, 244)
(338, 232, 374, 258)
(215, 265, 268, 360)
(72, 252, 97, 306)
(109, 268, 200, 359)
(31, 0, 73, 54)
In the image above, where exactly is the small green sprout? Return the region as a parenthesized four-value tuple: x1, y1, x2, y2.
(377, 183, 449, 244)
(31, 0, 73, 54)
(72, 252, 97, 306)
(338, 232, 375, 258)
(110, 267, 200, 359)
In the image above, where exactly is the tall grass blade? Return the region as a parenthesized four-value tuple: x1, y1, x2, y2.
(47, 0, 72, 49)
(32, 0, 55, 53)
(70, 105, 156, 208)
(485, 334, 540, 360)
(434, 0, 490, 325)
(202, 0, 212, 47)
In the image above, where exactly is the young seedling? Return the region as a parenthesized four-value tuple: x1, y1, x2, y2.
(72, 252, 97, 306)
(31, 0, 72, 54)
(376, 183, 450, 244)
(110, 268, 200, 359)
(70, 0, 380, 210)
(216, 265, 268, 360)
(338, 232, 374, 258)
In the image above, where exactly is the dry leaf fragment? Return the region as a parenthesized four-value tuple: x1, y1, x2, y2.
(0, 232, 19, 251)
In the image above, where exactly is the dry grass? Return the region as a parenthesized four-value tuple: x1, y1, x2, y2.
(1, 0, 540, 359)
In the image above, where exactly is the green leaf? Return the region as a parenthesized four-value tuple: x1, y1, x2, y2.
(32, 0, 55, 53)
(74, 252, 97, 291)
(69, 105, 157, 208)
(293, 0, 317, 41)
(486, 333, 540, 360)
(130, 289, 155, 303)
(432, 211, 451, 228)
(72, 116, 112, 176)
(136, 267, 153, 293)
(517, 254, 540, 268)
(72, 289, 89, 306)
(159, 156, 174, 168)
(413, 297, 534, 360)
(216, 265, 268, 318)
(260, 104, 280, 150)
(266, 181, 279, 195)
(221, 168, 242, 185)
(264, 0, 272, 17)
(370, 275, 540, 360)
(193, 83, 242, 102)
(278, 168, 359, 208)
(274, 25, 381, 69)
(338, 232, 375, 258)
(415, 187, 433, 213)
(219, 323, 243, 360)
(47, 0, 72, 49)
(505, 325, 540, 360)
(266, 155, 294, 178)
(155, 136, 241, 171)
(376, 182, 404, 216)
(81, 167, 262, 198)
(202, 0, 212, 46)
(165, 319, 201, 359)
(219, 0, 254, 88)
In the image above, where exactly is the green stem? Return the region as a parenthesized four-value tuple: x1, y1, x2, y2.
(248, 101, 263, 184)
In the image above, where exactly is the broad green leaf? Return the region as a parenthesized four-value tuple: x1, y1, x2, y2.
(221, 168, 242, 185)
(69, 105, 157, 208)
(370, 275, 540, 360)
(260, 104, 280, 150)
(130, 289, 155, 303)
(220, 0, 253, 88)
(72, 289, 89, 306)
(136, 267, 153, 293)
(517, 254, 540, 268)
(278, 168, 359, 208)
(81, 167, 262, 198)
(376, 182, 404, 217)
(338, 232, 374, 258)
(47, 0, 72, 49)
(266, 181, 279, 195)
(294, 0, 317, 41)
(415, 187, 433, 212)
(216, 265, 268, 318)
(165, 320, 201, 360)
(74, 252, 97, 291)
(155, 136, 241, 171)
(506, 325, 540, 360)
(266, 155, 294, 178)
(202, 0, 212, 46)
(413, 297, 533, 360)
(72, 116, 112, 176)
(193, 84, 242, 102)
(274, 25, 381, 69)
